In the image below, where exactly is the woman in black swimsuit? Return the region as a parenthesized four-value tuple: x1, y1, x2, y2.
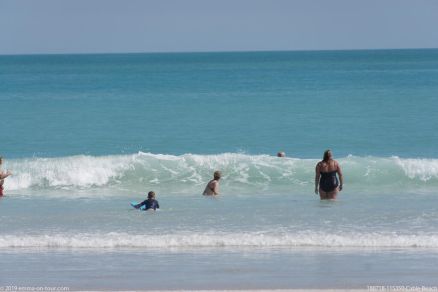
(314, 150, 343, 200)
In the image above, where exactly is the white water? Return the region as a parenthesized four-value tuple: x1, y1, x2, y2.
(4, 152, 438, 196)
(2, 231, 438, 249)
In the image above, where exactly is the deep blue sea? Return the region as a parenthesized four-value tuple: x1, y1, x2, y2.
(1, 49, 438, 289)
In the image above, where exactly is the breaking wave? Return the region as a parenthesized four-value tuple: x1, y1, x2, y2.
(3, 152, 438, 195)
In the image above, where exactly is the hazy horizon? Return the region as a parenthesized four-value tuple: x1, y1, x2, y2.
(2, 47, 438, 57)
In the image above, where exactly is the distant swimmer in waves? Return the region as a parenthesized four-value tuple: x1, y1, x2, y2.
(0, 156, 12, 197)
(277, 151, 286, 157)
(133, 191, 160, 211)
(314, 150, 343, 200)
(203, 171, 221, 196)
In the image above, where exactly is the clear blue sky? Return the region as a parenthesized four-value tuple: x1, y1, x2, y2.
(1, 0, 437, 55)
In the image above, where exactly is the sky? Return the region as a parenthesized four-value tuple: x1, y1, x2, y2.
(1, 0, 438, 55)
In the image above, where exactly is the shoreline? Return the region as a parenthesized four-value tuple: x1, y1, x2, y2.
(1, 248, 437, 290)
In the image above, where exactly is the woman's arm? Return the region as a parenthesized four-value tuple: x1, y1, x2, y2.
(336, 162, 343, 191)
(314, 163, 320, 194)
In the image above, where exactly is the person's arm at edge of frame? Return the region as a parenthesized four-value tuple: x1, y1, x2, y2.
(0, 170, 12, 179)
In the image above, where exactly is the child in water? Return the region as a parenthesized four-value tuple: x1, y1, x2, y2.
(134, 191, 160, 211)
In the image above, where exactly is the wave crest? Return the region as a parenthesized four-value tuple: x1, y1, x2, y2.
(4, 152, 438, 194)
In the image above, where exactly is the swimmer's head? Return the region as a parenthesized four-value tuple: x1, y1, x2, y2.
(148, 191, 156, 199)
(214, 171, 221, 180)
(323, 149, 332, 162)
(277, 151, 286, 157)
(0, 156, 2, 164)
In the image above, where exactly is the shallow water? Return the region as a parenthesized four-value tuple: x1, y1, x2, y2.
(1, 49, 438, 288)
(1, 248, 438, 289)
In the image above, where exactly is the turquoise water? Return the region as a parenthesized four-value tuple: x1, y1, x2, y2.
(1, 49, 438, 288)
(1, 49, 438, 158)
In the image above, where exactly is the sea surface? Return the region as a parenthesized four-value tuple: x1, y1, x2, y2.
(1, 49, 438, 289)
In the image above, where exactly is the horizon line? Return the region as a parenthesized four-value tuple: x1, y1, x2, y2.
(1, 47, 437, 57)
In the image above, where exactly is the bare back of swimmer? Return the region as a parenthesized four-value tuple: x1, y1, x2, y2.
(203, 171, 221, 196)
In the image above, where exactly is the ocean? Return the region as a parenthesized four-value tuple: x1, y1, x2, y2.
(1, 49, 438, 290)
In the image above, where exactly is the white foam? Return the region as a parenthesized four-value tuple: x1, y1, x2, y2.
(5, 154, 134, 190)
(394, 156, 438, 181)
(1, 232, 438, 248)
(3, 153, 438, 194)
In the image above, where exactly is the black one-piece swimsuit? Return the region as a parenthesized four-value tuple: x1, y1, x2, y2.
(319, 171, 339, 192)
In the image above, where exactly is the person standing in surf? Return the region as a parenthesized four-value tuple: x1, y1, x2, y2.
(314, 150, 343, 200)
(0, 156, 12, 197)
(203, 171, 221, 196)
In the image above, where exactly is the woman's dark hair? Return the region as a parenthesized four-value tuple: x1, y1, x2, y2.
(323, 150, 332, 162)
